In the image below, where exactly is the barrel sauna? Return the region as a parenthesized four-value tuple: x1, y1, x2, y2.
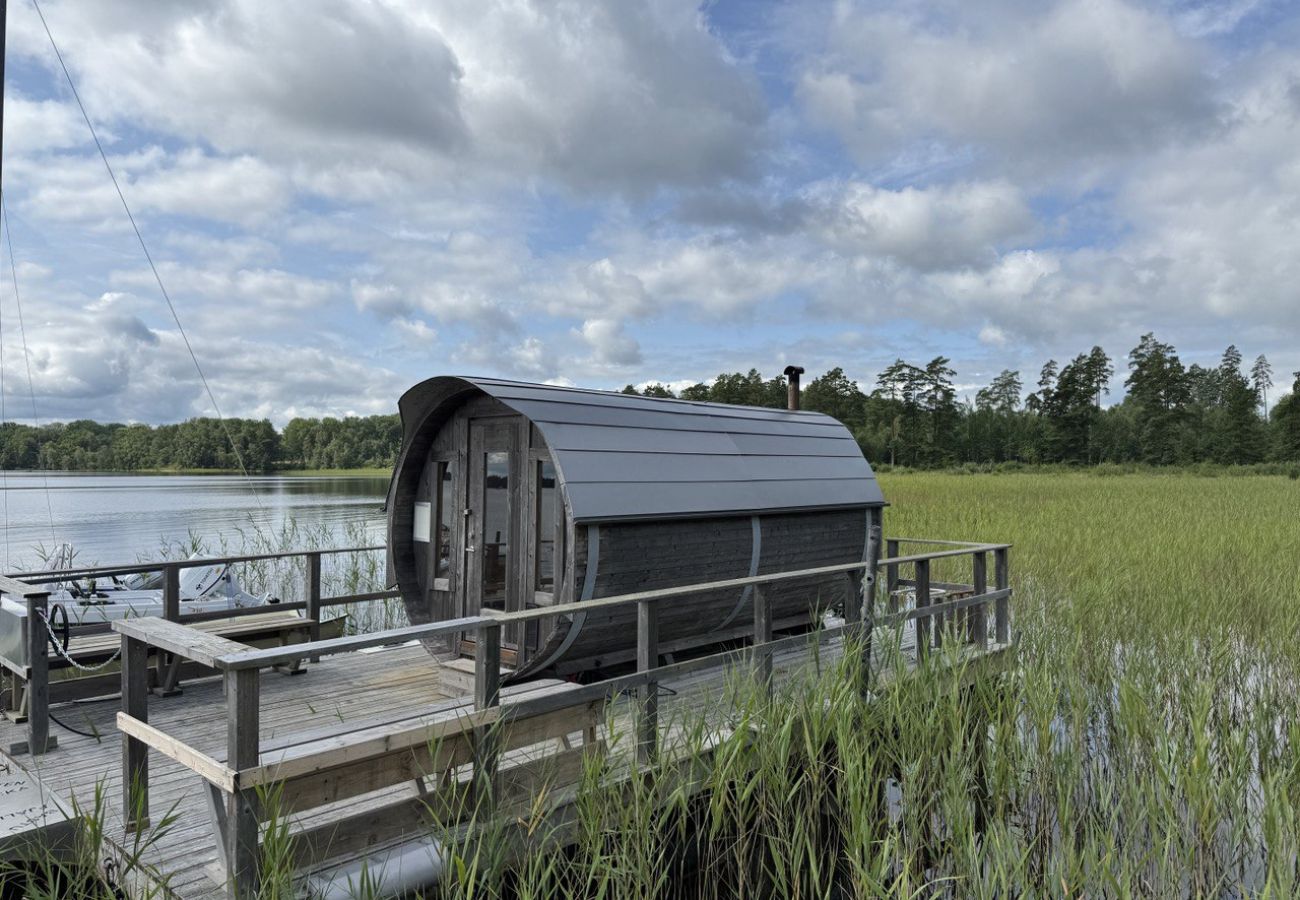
(385, 376, 886, 678)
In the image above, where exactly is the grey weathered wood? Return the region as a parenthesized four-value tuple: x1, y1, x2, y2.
(636, 599, 659, 764)
(915, 558, 932, 660)
(752, 585, 773, 693)
(121, 634, 150, 831)
(113, 617, 248, 669)
(886, 538, 900, 613)
(162, 564, 180, 622)
(994, 547, 1010, 644)
(23, 592, 53, 756)
(474, 621, 502, 800)
(972, 552, 988, 650)
(305, 552, 322, 661)
(224, 668, 260, 898)
(877, 589, 1009, 625)
(216, 616, 485, 671)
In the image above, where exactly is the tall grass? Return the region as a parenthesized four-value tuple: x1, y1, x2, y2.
(428, 472, 1300, 899)
(148, 517, 404, 634)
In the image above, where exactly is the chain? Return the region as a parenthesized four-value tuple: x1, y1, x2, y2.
(36, 606, 124, 672)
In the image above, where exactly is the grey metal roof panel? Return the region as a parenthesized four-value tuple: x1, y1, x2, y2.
(391, 375, 885, 523)
(555, 450, 872, 483)
(540, 423, 863, 457)
(563, 479, 884, 522)
(501, 398, 845, 436)
(469, 379, 834, 423)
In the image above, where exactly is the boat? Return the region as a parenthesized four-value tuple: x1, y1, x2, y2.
(32, 545, 274, 628)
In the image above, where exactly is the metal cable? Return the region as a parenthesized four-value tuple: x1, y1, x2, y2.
(0, 206, 9, 570)
(2, 198, 58, 550)
(30, 0, 265, 512)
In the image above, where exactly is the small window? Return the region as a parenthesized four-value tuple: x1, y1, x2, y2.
(536, 460, 557, 592)
(436, 462, 454, 578)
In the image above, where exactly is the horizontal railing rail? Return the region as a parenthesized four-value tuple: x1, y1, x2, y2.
(5, 544, 386, 584)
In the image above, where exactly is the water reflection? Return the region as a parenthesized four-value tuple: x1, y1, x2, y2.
(0, 471, 389, 570)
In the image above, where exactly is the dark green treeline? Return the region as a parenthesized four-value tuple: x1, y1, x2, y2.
(0, 415, 400, 472)
(627, 334, 1300, 468)
(1, 333, 1297, 472)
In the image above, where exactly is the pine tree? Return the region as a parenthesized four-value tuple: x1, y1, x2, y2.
(1251, 355, 1273, 418)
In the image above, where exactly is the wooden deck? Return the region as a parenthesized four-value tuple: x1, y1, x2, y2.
(0, 617, 1010, 899)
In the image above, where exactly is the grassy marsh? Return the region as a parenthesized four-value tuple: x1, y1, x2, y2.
(6, 472, 1298, 898)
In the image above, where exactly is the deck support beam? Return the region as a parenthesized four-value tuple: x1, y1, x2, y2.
(752, 585, 773, 694)
(225, 668, 261, 899)
(971, 552, 988, 650)
(636, 599, 659, 764)
(122, 634, 149, 830)
(915, 559, 932, 661)
(474, 621, 502, 802)
(994, 548, 1010, 644)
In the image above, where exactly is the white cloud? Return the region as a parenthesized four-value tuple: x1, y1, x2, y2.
(811, 179, 1034, 271)
(796, 0, 1211, 180)
(576, 318, 642, 367)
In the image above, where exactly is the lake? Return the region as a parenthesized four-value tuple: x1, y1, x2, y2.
(0, 471, 390, 572)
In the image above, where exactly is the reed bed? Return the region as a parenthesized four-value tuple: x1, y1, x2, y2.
(426, 472, 1300, 899)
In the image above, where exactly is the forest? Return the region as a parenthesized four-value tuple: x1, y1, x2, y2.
(0, 414, 400, 472)
(0, 333, 1296, 472)
(626, 333, 1300, 468)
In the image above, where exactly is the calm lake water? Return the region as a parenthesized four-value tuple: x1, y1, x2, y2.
(0, 472, 390, 572)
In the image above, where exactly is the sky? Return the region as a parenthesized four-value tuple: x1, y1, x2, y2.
(0, 0, 1297, 426)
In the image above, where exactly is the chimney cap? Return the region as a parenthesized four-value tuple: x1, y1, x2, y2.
(783, 365, 805, 377)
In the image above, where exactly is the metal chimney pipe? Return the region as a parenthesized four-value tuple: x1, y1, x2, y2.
(783, 365, 805, 411)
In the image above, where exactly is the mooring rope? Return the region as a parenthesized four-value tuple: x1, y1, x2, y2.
(30, 0, 266, 516)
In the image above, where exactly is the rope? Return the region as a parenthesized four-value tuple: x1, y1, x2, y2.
(1, 197, 59, 549)
(30, 0, 265, 514)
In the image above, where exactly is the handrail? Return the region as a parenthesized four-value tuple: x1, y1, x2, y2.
(5, 544, 386, 583)
(207, 541, 1013, 670)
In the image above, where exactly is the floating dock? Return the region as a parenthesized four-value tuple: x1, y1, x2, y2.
(0, 539, 1012, 899)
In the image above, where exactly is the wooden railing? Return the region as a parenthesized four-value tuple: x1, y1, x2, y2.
(0, 545, 394, 755)
(0, 575, 55, 755)
(110, 537, 1012, 897)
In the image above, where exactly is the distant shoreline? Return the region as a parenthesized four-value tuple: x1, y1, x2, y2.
(0, 467, 393, 477)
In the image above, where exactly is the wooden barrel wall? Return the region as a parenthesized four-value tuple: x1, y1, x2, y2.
(515, 507, 868, 677)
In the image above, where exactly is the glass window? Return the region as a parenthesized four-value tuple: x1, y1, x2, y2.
(481, 451, 510, 607)
(435, 462, 453, 578)
(536, 460, 556, 592)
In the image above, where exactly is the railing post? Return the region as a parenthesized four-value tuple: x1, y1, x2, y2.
(972, 552, 988, 651)
(886, 539, 900, 614)
(24, 591, 54, 755)
(915, 558, 931, 662)
(152, 564, 184, 696)
(752, 584, 773, 694)
(994, 548, 1010, 644)
(122, 634, 149, 830)
(306, 552, 322, 663)
(636, 599, 659, 765)
(862, 514, 883, 678)
(163, 564, 180, 621)
(474, 621, 502, 801)
(225, 668, 261, 898)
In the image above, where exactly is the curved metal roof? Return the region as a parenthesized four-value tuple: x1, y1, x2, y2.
(390, 375, 885, 523)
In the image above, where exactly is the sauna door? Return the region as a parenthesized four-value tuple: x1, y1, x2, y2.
(466, 419, 514, 618)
